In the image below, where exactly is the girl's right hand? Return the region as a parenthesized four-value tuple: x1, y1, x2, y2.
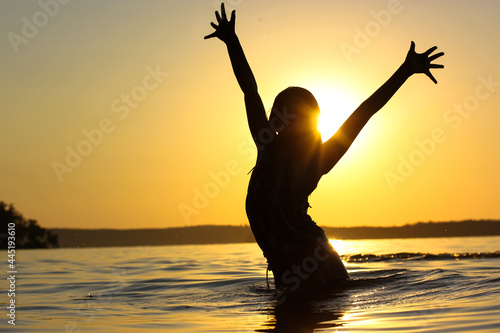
(403, 41, 444, 84)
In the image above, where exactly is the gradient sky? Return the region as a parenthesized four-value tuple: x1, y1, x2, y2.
(1, 0, 499, 229)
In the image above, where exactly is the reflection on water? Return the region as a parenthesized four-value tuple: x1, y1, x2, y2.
(7, 237, 500, 332)
(330, 236, 500, 256)
(268, 299, 344, 333)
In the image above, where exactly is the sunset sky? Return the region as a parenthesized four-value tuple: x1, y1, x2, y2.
(1, 0, 499, 229)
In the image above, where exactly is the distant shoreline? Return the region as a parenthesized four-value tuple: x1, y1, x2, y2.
(50, 220, 500, 248)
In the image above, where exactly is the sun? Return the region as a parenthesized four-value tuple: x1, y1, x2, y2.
(310, 85, 359, 142)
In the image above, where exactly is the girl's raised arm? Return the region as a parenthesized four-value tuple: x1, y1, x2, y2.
(205, 3, 270, 145)
(320, 42, 444, 174)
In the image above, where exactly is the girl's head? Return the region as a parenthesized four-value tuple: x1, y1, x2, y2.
(269, 87, 320, 139)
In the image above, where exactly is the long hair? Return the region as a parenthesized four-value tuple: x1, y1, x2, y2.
(269, 87, 320, 136)
(267, 87, 323, 193)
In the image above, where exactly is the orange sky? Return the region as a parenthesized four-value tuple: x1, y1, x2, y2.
(1, 0, 499, 229)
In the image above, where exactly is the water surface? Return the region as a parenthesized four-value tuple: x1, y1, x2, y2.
(1, 236, 499, 332)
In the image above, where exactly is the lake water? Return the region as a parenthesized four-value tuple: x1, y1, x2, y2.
(1, 236, 500, 332)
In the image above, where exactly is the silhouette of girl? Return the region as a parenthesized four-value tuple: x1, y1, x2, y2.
(205, 4, 443, 295)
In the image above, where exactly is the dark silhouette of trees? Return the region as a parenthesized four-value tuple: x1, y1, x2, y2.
(0, 201, 58, 249)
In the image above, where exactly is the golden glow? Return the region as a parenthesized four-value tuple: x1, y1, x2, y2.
(311, 86, 359, 142)
(3, 1, 499, 230)
(329, 239, 348, 256)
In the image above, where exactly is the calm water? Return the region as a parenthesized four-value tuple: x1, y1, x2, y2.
(1, 236, 500, 332)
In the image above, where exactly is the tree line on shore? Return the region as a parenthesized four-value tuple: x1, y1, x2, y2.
(2, 200, 499, 249)
(1, 201, 59, 249)
(52, 220, 500, 248)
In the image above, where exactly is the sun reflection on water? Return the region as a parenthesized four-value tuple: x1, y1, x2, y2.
(329, 239, 348, 256)
(329, 238, 369, 256)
